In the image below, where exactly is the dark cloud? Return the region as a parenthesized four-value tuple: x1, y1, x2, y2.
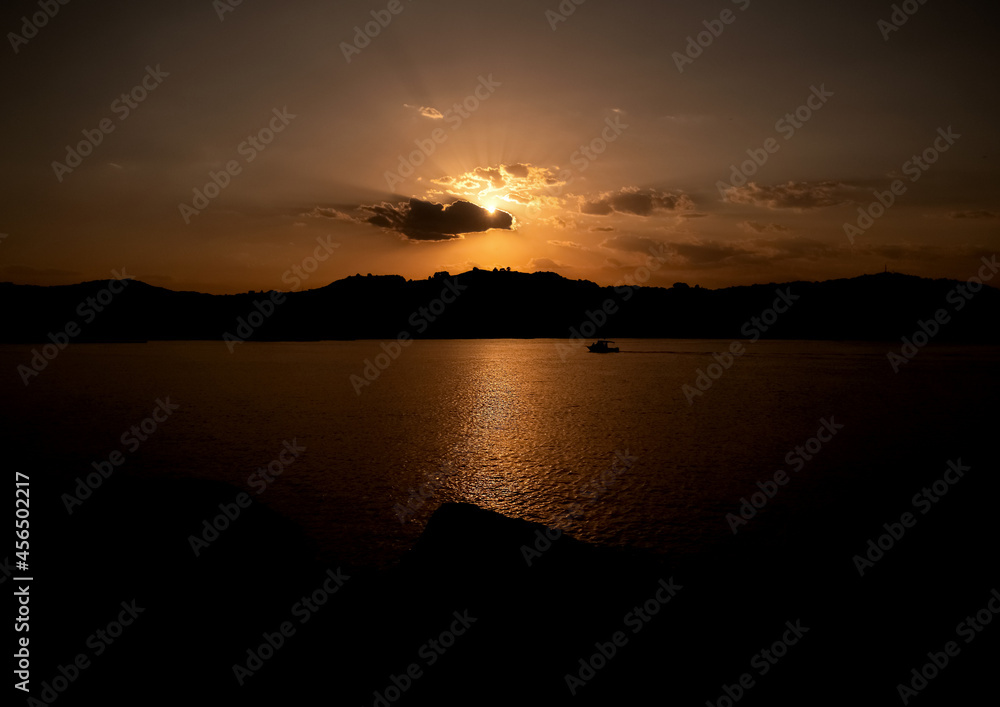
(670, 237, 835, 265)
(724, 181, 858, 210)
(752, 237, 835, 260)
(503, 163, 529, 178)
(857, 243, 994, 262)
(581, 187, 694, 216)
(739, 221, 791, 234)
(670, 242, 746, 265)
(600, 235, 666, 254)
(601, 235, 837, 267)
(601, 233, 994, 273)
(304, 206, 357, 221)
(361, 199, 513, 242)
(948, 210, 999, 219)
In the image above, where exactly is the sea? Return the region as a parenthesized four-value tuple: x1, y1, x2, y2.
(3, 338, 997, 569)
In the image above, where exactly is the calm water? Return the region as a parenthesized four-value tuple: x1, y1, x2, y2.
(3, 339, 996, 567)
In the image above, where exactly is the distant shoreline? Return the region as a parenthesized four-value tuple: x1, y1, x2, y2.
(4, 269, 999, 345)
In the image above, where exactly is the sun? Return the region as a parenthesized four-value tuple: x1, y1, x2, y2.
(484, 203, 496, 214)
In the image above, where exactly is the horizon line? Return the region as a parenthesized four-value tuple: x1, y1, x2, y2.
(0, 267, 937, 298)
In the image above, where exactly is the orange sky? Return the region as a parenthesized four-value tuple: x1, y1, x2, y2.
(2, 0, 997, 293)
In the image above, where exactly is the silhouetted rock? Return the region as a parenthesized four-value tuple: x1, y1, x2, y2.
(28, 455, 998, 706)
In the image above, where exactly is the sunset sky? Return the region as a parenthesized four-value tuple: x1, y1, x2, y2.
(2, 0, 997, 293)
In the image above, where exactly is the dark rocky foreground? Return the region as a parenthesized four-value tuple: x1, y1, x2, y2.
(24, 447, 998, 707)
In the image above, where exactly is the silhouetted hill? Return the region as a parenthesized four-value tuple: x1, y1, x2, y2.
(2, 269, 998, 343)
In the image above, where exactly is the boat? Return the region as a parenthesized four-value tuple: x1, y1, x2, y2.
(587, 339, 619, 353)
